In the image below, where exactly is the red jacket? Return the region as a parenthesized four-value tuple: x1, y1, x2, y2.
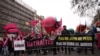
(0, 40, 3, 48)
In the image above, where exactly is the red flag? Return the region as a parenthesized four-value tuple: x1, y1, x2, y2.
(22, 32, 27, 36)
(8, 28, 19, 33)
(58, 18, 62, 27)
(96, 21, 100, 26)
(76, 24, 86, 32)
(30, 19, 39, 26)
(41, 16, 57, 34)
(4, 23, 17, 30)
(41, 16, 56, 27)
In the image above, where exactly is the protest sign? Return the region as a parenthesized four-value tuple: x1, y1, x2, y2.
(14, 40, 25, 51)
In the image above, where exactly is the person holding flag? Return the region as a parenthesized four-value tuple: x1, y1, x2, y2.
(3, 23, 25, 56)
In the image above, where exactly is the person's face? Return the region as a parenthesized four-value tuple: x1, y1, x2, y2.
(63, 26, 66, 29)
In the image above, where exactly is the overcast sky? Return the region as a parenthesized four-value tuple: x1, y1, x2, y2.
(22, 0, 92, 30)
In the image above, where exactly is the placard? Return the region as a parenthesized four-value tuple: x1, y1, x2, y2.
(14, 40, 25, 51)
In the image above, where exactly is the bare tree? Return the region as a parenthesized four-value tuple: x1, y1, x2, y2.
(71, 0, 100, 17)
(91, 10, 100, 25)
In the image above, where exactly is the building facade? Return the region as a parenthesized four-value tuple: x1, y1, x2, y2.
(0, 0, 37, 37)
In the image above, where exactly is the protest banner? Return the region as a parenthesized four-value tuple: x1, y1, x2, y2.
(25, 34, 94, 54)
(55, 35, 93, 47)
(55, 34, 94, 54)
(25, 38, 54, 49)
(25, 35, 94, 48)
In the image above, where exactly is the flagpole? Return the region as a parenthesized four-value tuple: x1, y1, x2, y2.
(79, 20, 81, 33)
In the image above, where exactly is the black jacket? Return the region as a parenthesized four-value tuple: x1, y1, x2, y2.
(61, 29, 70, 36)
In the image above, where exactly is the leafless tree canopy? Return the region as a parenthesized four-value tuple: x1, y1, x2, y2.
(71, 0, 100, 17)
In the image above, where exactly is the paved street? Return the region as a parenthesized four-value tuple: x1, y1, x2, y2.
(0, 47, 99, 56)
(32, 47, 100, 56)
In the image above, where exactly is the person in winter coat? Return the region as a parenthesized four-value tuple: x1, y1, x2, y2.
(0, 38, 3, 54)
(61, 25, 70, 54)
(2, 37, 9, 56)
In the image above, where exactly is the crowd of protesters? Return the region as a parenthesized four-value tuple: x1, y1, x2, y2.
(0, 24, 99, 56)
